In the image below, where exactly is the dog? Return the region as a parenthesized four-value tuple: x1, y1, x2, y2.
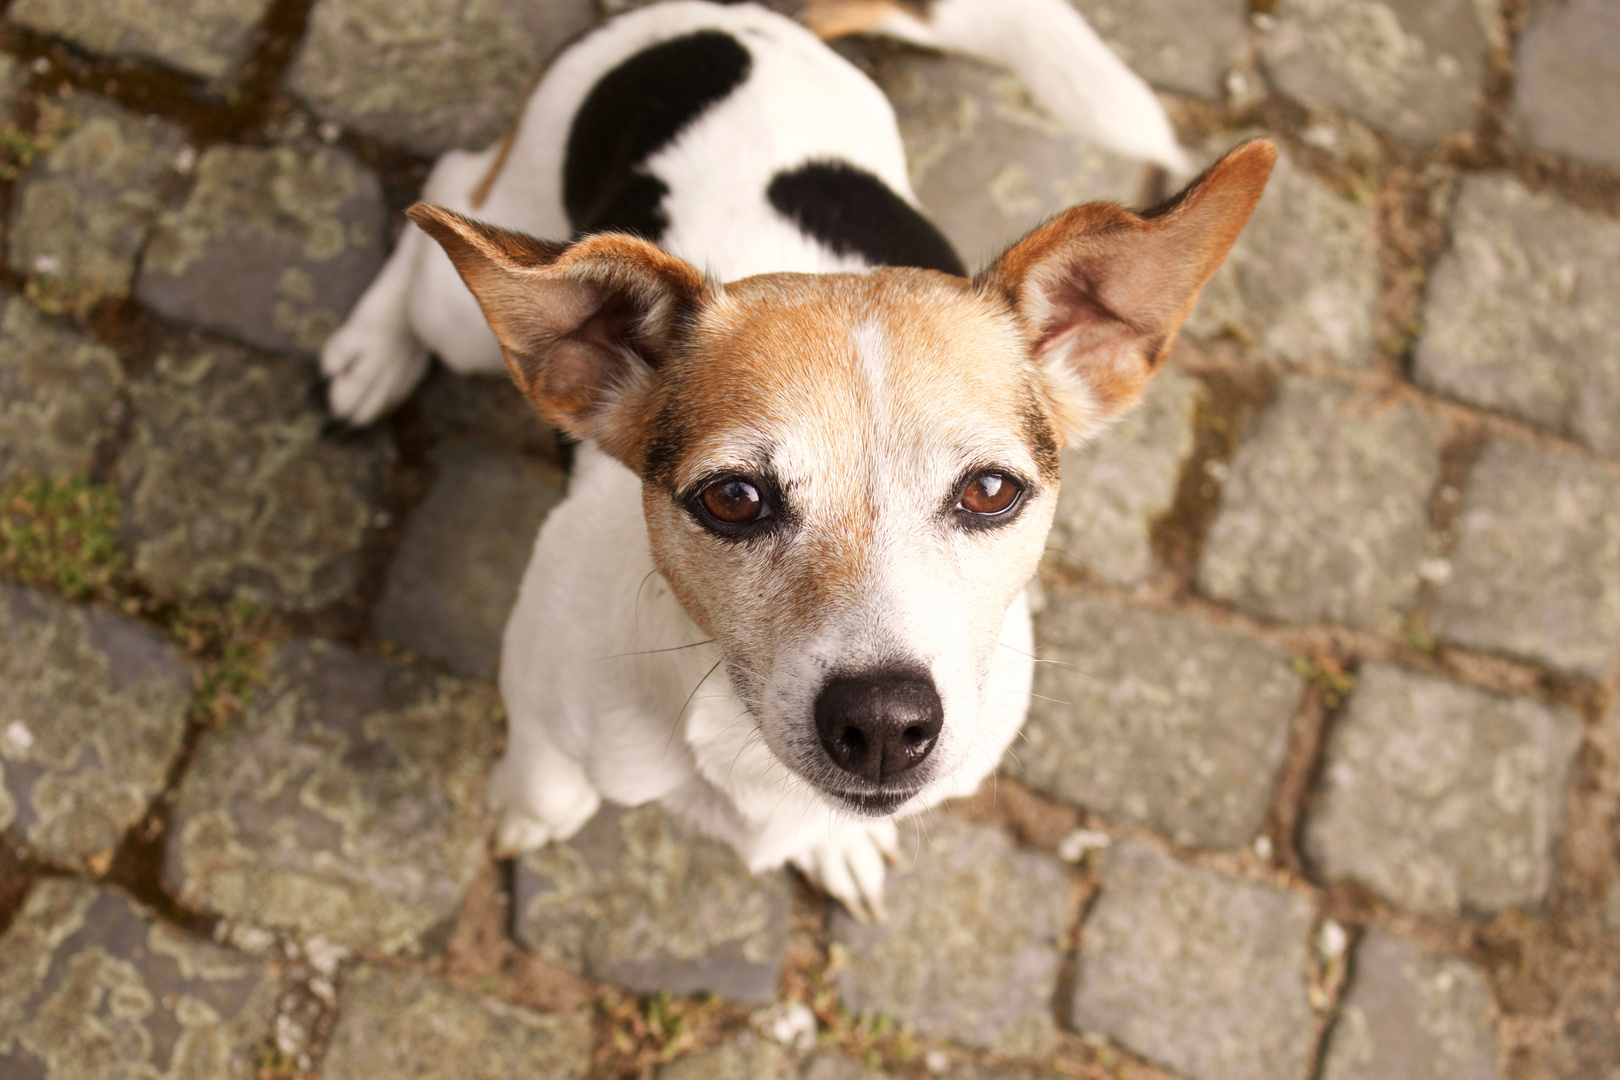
(323, 0, 1273, 920)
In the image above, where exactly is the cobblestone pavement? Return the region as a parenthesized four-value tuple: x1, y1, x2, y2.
(1, 1, 1618, 1078)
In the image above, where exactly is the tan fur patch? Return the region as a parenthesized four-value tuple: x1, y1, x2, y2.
(801, 0, 930, 39)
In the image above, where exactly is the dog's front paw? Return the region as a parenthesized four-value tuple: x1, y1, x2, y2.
(321, 319, 430, 426)
(486, 747, 601, 857)
(791, 820, 899, 923)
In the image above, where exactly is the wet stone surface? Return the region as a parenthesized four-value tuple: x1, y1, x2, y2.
(657, 1034, 796, 1080)
(1415, 174, 1620, 459)
(322, 964, 593, 1080)
(118, 347, 387, 610)
(1319, 927, 1498, 1080)
(1303, 662, 1583, 914)
(1184, 144, 1380, 369)
(1022, 594, 1302, 849)
(1071, 838, 1317, 1080)
(1198, 376, 1443, 633)
(1259, 0, 1491, 146)
(371, 440, 567, 677)
(8, 0, 275, 80)
(0, 584, 191, 867)
(0, 296, 123, 482)
(6, 94, 187, 316)
(164, 639, 502, 955)
(1070, 0, 1251, 100)
(0, 879, 276, 1079)
(1046, 367, 1201, 586)
(829, 816, 1069, 1055)
(1430, 439, 1620, 678)
(1510, 0, 1620, 166)
(514, 803, 791, 1005)
(287, 0, 598, 156)
(137, 143, 388, 356)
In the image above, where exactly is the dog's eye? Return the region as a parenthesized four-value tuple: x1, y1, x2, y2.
(959, 472, 1023, 516)
(701, 478, 769, 524)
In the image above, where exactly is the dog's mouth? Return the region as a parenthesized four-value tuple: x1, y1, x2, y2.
(824, 788, 918, 816)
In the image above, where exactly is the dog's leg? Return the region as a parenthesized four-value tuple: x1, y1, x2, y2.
(487, 720, 602, 856)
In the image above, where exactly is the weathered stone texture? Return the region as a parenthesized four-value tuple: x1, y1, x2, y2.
(6, 95, 186, 315)
(322, 964, 593, 1080)
(1415, 174, 1620, 459)
(1047, 368, 1200, 585)
(287, 0, 598, 156)
(1022, 595, 1301, 848)
(137, 144, 387, 355)
(1185, 145, 1379, 369)
(0, 55, 25, 117)
(372, 441, 566, 676)
(1319, 928, 1498, 1080)
(8, 0, 274, 80)
(1070, 0, 1250, 100)
(0, 296, 123, 482)
(165, 640, 501, 954)
(800, 1054, 889, 1080)
(0, 585, 191, 867)
(658, 1035, 796, 1080)
(515, 804, 790, 1004)
(118, 348, 387, 609)
(1260, 0, 1491, 145)
(1071, 839, 1317, 1080)
(829, 816, 1069, 1055)
(1198, 377, 1443, 633)
(1431, 440, 1620, 678)
(1511, 0, 1620, 166)
(0, 879, 275, 1079)
(1304, 663, 1582, 914)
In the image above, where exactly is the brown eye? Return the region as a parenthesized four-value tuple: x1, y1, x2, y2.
(701, 478, 768, 524)
(959, 472, 1022, 515)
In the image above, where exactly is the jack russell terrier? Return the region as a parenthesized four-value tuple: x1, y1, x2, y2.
(323, 0, 1273, 920)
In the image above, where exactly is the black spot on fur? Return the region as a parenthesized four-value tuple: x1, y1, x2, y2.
(766, 160, 966, 276)
(565, 31, 753, 240)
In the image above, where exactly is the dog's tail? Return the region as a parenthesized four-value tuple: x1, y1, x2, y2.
(800, 0, 1191, 176)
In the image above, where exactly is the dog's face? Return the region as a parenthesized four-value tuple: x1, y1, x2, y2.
(411, 139, 1275, 814)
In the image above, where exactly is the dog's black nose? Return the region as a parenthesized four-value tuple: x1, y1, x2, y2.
(814, 673, 944, 785)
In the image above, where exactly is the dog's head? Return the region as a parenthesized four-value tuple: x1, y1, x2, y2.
(411, 140, 1274, 816)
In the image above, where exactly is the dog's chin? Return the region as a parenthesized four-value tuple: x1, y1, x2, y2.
(823, 788, 919, 817)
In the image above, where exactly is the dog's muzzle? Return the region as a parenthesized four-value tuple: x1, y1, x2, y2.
(813, 671, 944, 800)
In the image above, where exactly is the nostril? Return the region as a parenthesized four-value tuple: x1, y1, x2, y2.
(901, 724, 933, 756)
(838, 727, 866, 756)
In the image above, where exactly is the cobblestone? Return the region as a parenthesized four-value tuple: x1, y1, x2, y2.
(8, 0, 274, 80)
(658, 1035, 796, 1080)
(164, 639, 501, 954)
(0, 296, 123, 482)
(514, 803, 790, 1004)
(1303, 662, 1583, 914)
(1259, 0, 1491, 146)
(118, 347, 387, 609)
(800, 1054, 888, 1080)
(0, 879, 276, 1079)
(1510, 0, 1620, 166)
(1070, 0, 1250, 100)
(1415, 174, 1620, 459)
(1198, 376, 1443, 633)
(1022, 594, 1301, 848)
(137, 143, 388, 355)
(828, 816, 1069, 1056)
(1070, 839, 1317, 1080)
(1430, 439, 1620, 678)
(372, 440, 566, 677)
(0, 55, 23, 116)
(1319, 927, 1498, 1080)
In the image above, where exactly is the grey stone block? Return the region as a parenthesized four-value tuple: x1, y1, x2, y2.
(372, 441, 566, 677)
(1185, 144, 1380, 369)
(1070, 0, 1250, 100)
(1303, 662, 1583, 914)
(829, 816, 1069, 1055)
(137, 143, 388, 355)
(1511, 0, 1620, 166)
(659, 1035, 797, 1080)
(287, 0, 598, 156)
(1415, 174, 1620, 459)
(165, 639, 502, 954)
(0, 879, 276, 1078)
(1197, 376, 1443, 633)
(322, 964, 592, 1080)
(1431, 439, 1620, 678)
(0, 585, 191, 867)
(515, 803, 791, 1004)
(1071, 839, 1317, 1080)
(1022, 594, 1301, 848)
(9, 0, 274, 80)
(800, 1053, 888, 1080)
(0, 55, 25, 117)
(1047, 367, 1200, 585)
(1259, 0, 1491, 146)
(6, 95, 187, 315)
(118, 347, 387, 610)
(1319, 927, 1498, 1080)
(0, 296, 124, 482)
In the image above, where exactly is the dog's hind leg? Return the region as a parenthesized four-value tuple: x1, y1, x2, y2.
(487, 720, 602, 856)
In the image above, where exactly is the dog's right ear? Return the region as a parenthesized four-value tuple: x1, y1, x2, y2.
(407, 203, 709, 470)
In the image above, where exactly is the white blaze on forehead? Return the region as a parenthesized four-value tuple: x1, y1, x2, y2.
(852, 320, 890, 422)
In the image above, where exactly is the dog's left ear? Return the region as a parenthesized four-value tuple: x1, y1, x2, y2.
(407, 203, 709, 471)
(977, 139, 1275, 444)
